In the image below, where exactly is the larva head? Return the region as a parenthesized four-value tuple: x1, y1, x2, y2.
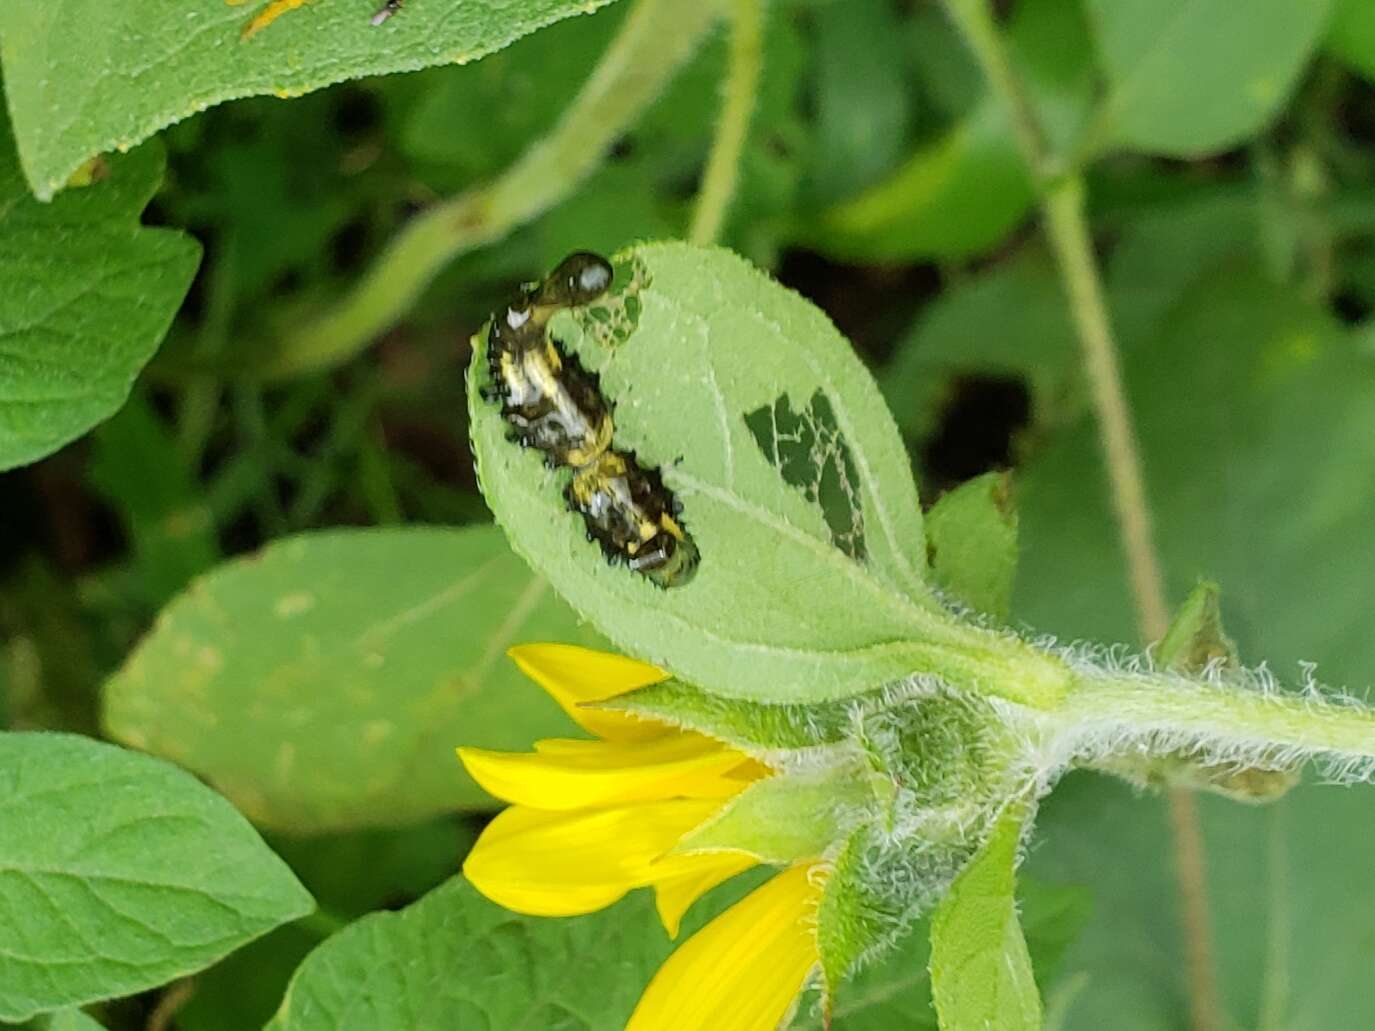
(638, 529, 699, 589)
(541, 252, 613, 307)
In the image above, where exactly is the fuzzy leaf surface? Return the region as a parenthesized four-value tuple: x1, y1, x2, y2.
(102, 526, 604, 831)
(471, 241, 943, 703)
(0, 732, 312, 1022)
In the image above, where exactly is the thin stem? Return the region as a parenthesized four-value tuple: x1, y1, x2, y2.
(1040, 182, 1171, 640)
(938, 2, 1213, 1028)
(689, 0, 763, 246)
(257, 0, 722, 380)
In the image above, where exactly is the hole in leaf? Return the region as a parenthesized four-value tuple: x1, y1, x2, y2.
(744, 389, 867, 561)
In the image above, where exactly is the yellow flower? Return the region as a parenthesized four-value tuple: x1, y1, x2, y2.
(457, 643, 826, 1031)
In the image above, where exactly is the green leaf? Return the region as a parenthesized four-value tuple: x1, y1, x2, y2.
(930, 808, 1042, 1031)
(266, 876, 672, 1031)
(470, 241, 953, 704)
(0, 111, 200, 472)
(925, 472, 1019, 620)
(0, 732, 312, 1022)
(1086, 0, 1333, 157)
(809, 0, 1094, 262)
(102, 526, 606, 832)
(1030, 776, 1375, 1031)
(175, 819, 473, 1031)
(810, 100, 1033, 263)
(0, 0, 625, 200)
(1328, 0, 1375, 81)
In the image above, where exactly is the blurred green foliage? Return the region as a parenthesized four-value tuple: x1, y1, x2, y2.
(6, 0, 1375, 1027)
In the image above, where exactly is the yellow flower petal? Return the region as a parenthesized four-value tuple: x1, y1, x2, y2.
(463, 799, 723, 917)
(627, 864, 824, 1031)
(457, 735, 752, 810)
(653, 852, 758, 939)
(509, 643, 668, 742)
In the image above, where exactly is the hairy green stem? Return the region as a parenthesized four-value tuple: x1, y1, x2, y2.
(938, 2, 1213, 1028)
(689, 0, 763, 246)
(1065, 675, 1375, 765)
(256, 0, 722, 380)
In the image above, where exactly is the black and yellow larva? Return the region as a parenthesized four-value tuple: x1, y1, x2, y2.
(481, 252, 699, 589)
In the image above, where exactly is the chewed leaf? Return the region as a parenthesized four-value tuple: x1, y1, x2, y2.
(744, 389, 867, 561)
(470, 242, 949, 704)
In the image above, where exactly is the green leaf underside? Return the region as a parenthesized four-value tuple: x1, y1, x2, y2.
(0, 732, 312, 1022)
(266, 876, 672, 1031)
(1088, 0, 1332, 156)
(0, 110, 199, 472)
(102, 526, 605, 832)
(930, 808, 1042, 1031)
(0, 0, 624, 200)
(471, 242, 946, 704)
(925, 472, 1019, 620)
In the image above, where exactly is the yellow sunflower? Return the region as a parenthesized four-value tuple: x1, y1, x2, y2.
(457, 643, 825, 1031)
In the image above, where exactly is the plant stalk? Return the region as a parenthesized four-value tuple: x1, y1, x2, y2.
(257, 0, 722, 380)
(689, 0, 764, 246)
(1064, 675, 1375, 765)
